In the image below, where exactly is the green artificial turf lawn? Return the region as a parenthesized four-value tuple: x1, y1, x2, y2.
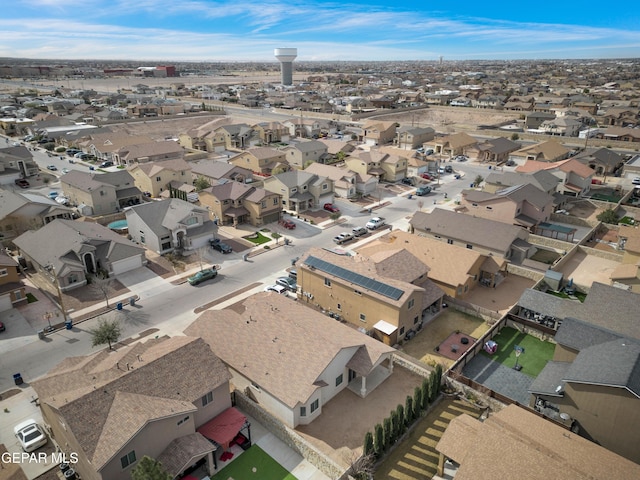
(210, 445, 297, 480)
(480, 326, 555, 378)
(244, 232, 271, 245)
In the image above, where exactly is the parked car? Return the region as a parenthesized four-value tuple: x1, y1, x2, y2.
(62, 168, 70, 174)
(415, 186, 432, 196)
(591, 178, 603, 185)
(437, 166, 446, 174)
(455, 155, 468, 162)
(424, 148, 434, 156)
(323, 203, 340, 213)
(264, 284, 287, 294)
(420, 173, 433, 180)
(66, 149, 80, 156)
(288, 268, 297, 280)
(209, 238, 232, 254)
(276, 276, 297, 292)
(74, 152, 86, 158)
(99, 161, 114, 168)
(401, 177, 414, 185)
(333, 232, 354, 244)
(187, 268, 218, 286)
(352, 226, 368, 237)
(48, 191, 58, 199)
(445, 165, 454, 173)
(632, 177, 640, 185)
(14, 178, 29, 188)
(0, 321, 5, 332)
(46, 164, 57, 171)
(14, 419, 48, 452)
(278, 219, 296, 229)
(366, 217, 385, 230)
(505, 160, 516, 166)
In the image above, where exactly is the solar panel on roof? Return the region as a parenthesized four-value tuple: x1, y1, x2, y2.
(304, 255, 404, 301)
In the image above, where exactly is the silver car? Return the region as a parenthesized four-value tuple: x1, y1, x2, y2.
(14, 419, 48, 452)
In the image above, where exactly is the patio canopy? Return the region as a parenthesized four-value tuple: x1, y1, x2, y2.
(197, 407, 247, 450)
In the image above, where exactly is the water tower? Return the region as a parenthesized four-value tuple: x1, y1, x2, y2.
(274, 48, 297, 86)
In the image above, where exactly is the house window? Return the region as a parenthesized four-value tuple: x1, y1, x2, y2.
(359, 313, 366, 322)
(273, 198, 278, 205)
(261, 201, 266, 208)
(177, 415, 190, 425)
(156, 176, 162, 182)
(435, 235, 441, 239)
(408, 299, 415, 309)
(447, 239, 453, 245)
(466, 244, 473, 249)
(336, 374, 343, 386)
(140, 231, 145, 244)
(100, 191, 105, 196)
(201, 391, 213, 407)
(324, 278, 331, 287)
(322, 184, 328, 190)
(310, 399, 319, 413)
(354, 290, 362, 296)
(300, 406, 306, 417)
(472, 203, 478, 207)
(120, 451, 136, 469)
(400, 326, 405, 335)
(486, 206, 492, 210)
(0, 268, 7, 277)
(291, 187, 297, 193)
(184, 216, 198, 226)
(68, 274, 78, 284)
(337, 303, 341, 310)
(413, 316, 419, 324)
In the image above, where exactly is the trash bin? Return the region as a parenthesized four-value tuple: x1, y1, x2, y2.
(129, 297, 136, 306)
(243, 253, 249, 262)
(116, 302, 123, 310)
(284, 238, 290, 246)
(13, 373, 23, 385)
(37, 329, 45, 339)
(65, 320, 73, 330)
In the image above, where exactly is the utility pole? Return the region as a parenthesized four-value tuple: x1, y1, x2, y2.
(46, 264, 68, 324)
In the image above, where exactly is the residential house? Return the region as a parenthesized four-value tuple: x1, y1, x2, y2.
(426, 132, 478, 159)
(126, 198, 217, 254)
(0, 189, 74, 246)
(178, 117, 231, 153)
(0, 117, 35, 137)
(79, 132, 154, 163)
(320, 139, 356, 162)
(215, 123, 260, 149)
(127, 103, 160, 118)
(465, 137, 520, 164)
(128, 158, 192, 198)
(528, 307, 640, 464)
(573, 147, 624, 175)
(346, 149, 408, 182)
(358, 231, 506, 298)
(435, 404, 640, 480)
(0, 250, 26, 311)
(360, 120, 397, 146)
(458, 184, 554, 230)
(13, 219, 146, 291)
(190, 160, 253, 186)
(229, 147, 289, 176)
(474, 94, 506, 109)
(280, 140, 329, 168)
(185, 292, 396, 428)
(198, 182, 281, 227)
(296, 247, 444, 345)
(450, 97, 473, 107)
(524, 112, 556, 130)
(31, 336, 235, 480)
(610, 224, 640, 292)
(61, 170, 143, 215)
(516, 158, 593, 197)
(538, 117, 582, 137)
(595, 126, 640, 143)
(252, 121, 290, 144)
(304, 163, 359, 199)
(0, 145, 39, 180)
(406, 156, 430, 178)
(283, 118, 324, 139)
(114, 140, 185, 166)
(509, 140, 570, 164)
(600, 107, 640, 127)
(262, 170, 333, 213)
(396, 126, 435, 150)
(483, 170, 560, 196)
(409, 209, 533, 264)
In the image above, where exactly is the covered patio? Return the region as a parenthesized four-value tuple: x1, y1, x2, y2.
(196, 407, 252, 467)
(156, 433, 216, 479)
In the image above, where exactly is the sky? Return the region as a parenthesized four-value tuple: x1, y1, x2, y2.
(2, 0, 640, 62)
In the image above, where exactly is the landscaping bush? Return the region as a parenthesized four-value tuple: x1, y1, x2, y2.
(414, 386, 423, 418)
(405, 396, 414, 424)
(383, 417, 392, 450)
(396, 404, 406, 435)
(363, 431, 374, 457)
(421, 377, 430, 409)
(374, 423, 384, 457)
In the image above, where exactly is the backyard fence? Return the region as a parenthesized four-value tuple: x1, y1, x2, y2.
(445, 296, 503, 324)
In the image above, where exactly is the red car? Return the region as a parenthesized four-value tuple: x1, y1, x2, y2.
(279, 219, 296, 229)
(324, 203, 340, 213)
(14, 178, 30, 188)
(420, 173, 433, 180)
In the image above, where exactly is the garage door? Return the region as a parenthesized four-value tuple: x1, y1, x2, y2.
(0, 294, 12, 312)
(111, 255, 144, 276)
(263, 212, 280, 225)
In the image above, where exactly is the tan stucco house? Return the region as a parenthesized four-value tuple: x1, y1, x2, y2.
(199, 182, 281, 227)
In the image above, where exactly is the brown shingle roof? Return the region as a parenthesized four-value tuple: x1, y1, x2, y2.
(184, 293, 394, 409)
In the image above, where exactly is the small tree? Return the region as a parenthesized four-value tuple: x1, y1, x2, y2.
(90, 318, 121, 350)
(396, 404, 406, 435)
(473, 175, 484, 187)
(383, 417, 392, 450)
(88, 274, 114, 308)
(429, 371, 438, 402)
(363, 431, 375, 457)
(405, 395, 414, 424)
(413, 386, 423, 418)
(510, 133, 520, 141)
(131, 456, 172, 480)
(193, 175, 211, 192)
(421, 377, 430, 410)
(374, 423, 384, 457)
(596, 208, 619, 225)
(330, 211, 342, 222)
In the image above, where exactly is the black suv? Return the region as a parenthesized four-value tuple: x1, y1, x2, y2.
(209, 238, 232, 254)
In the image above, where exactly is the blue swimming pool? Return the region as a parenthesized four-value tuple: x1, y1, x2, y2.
(108, 219, 128, 231)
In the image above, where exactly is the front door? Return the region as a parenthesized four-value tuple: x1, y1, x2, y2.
(348, 369, 357, 382)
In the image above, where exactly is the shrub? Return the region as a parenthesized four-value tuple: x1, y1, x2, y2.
(405, 396, 414, 424)
(383, 417, 392, 450)
(374, 423, 384, 457)
(414, 386, 423, 418)
(363, 431, 374, 457)
(396, 404, 406, 435)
